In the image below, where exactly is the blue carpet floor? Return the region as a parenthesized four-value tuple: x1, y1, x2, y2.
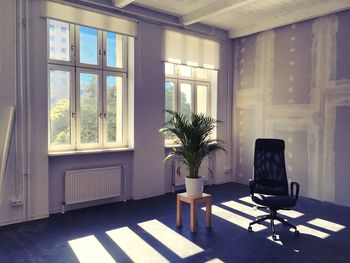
(0, 183, 350, 263)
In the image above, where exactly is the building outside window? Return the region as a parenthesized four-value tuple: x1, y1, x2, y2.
(47, 19, 128, 152)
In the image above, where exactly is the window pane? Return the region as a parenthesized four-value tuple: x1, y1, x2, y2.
(196, 85, 207, 115)
(48, 20, 70, 61)
(49, 69, 70, 145)
(165, 63, 175, 76)
(196, 68, 208, 80)
(80, 73, 99, 144)
(79, 26, 98, 65)
(165, 81, 175, 121)
(106, 76, 123, 143)
(106, 32, 124, 68)
(165, 81, 175, 141)
(179, 65, 192, 78)
(179, 83, 192, 118)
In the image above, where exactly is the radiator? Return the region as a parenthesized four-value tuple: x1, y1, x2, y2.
(64, 166, 122, 207)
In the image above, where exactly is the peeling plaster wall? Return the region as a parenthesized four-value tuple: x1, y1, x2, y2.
(233, 10, 350, 207)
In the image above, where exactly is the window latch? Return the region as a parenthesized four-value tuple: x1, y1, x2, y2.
(99, 50, 103, 55)
(72, 112, 75, 118)
(99, 113, 104, 118)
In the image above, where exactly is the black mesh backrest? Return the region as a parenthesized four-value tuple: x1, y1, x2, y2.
(254, 138, 288, 195)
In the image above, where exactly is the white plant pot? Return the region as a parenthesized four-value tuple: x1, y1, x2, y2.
(185, 177, 203, 197)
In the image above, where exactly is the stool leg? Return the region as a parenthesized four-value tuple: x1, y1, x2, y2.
(190, 200, 197, 232)
(205, 199, 212, 228)
(176, 195, 182, 227)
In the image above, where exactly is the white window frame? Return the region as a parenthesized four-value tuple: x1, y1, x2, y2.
(48, 64, 76, 152)
(102, 71, 128, 148)
(165, 78, 177, 112)
(102, 32, 128, 72)
(75, 25, 103, 69)
(178, 80, 195, 114)
(76, 68, 103, 150)
(47, 22, 75, 66)
(164, 63, 212, 145)
(194, 81, 211, 116)
(48, 19, 130, 152)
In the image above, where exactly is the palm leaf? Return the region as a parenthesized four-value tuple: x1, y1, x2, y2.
(160, 110, 226, 178)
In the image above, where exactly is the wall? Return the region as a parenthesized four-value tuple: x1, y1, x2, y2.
(233, 10, 350, 207)
(0, 0, 232, 224)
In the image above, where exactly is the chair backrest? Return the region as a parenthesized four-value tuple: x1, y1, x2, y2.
(254, 138, 288, 195)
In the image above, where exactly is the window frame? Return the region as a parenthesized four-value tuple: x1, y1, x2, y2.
(75, 25, 103, 69)
(178, 80, 195, 115)
(194, 81, 211, 116)
(47, 19, 130, 153)
(102, 71, 128, 148)
(47, 64, 76, 152)
(102, 32, 128, 72)
(75, 68, 103, 150)
(47, 21, 75, 66)
(164, 63, 213, 145)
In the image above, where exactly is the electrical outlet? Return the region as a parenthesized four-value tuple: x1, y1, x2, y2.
(224, 168, 231, 174)
(10, 197, 24, 207)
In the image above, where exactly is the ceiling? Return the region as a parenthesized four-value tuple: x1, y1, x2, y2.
(113, 0, 350, 38)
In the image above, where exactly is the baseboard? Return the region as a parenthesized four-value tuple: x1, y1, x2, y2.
(0, 213, 49, 227)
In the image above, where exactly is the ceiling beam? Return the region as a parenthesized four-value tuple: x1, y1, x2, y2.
(182, 0, 254, 26)
(229, 0, 350, 38)
(113, 0, 135, 8)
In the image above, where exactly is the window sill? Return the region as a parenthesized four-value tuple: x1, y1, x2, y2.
(48, 147, 134, 157)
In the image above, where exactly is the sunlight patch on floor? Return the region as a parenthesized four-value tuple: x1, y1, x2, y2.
(206, 205, 267, 231)
(106, 227, 169, 263)
(266, 235, 283, 245)
(221, 200, 268, 217)
(68, 235, 116, 263)
(307, 218, 346, 232)
(204, 258, 225, 263)
(294, 225, 329, 239)
(238, 196, 304, 218)
(138, 219, 203, 259)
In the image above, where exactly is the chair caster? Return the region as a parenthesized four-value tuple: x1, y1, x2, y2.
(248, 226, 252, 232)
(272, 234, 278, 240)
(294, 230, 300, 237)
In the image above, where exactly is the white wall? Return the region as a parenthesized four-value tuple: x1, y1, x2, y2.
(0, 1, 232, 225)
(233, 10, 350, 207)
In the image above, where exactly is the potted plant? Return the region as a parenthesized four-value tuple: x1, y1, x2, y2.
(160, 110, 225, 196)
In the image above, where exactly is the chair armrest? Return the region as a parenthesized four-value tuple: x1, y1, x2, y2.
(290, 181, 300, 200)
(249, 179, 255, 196)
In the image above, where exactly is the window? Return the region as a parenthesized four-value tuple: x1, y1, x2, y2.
(48, 19, 128, 152)
(164, 62, 214, 144)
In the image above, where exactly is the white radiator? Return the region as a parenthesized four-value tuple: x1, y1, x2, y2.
(64, 166, 122, 207)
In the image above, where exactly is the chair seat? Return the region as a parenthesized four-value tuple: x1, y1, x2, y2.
(252, 194, 296, 210)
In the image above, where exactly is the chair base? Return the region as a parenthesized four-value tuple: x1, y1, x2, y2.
(248, 209, 299, 240)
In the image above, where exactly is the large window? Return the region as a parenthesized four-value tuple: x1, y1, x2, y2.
(164, 62, 214, 144)
(48, 19, 128, 151)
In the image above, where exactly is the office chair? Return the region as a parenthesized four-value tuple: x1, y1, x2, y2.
(248, 138, 300, 240)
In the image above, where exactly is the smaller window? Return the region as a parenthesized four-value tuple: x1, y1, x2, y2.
(178, 65, 193, 78)
(164, 63, 213, 145)
(48, 20, 70, 62)
(195, 68, 209, 80)
(78, 26, 99, 66)
(165, 62, 175, 76)
(105, 32, 125, 69)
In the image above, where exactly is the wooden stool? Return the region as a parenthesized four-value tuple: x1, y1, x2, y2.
(176, 193, 212, 233)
